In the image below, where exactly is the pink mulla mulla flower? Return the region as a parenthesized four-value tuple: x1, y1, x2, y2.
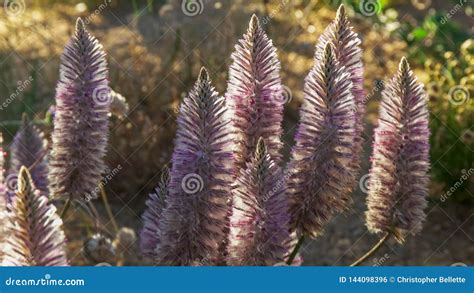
(0, 132, 5, 201)
(287, 44, 356, 238)
(8, 114, 48, 195)
(0, 133, 8, 262)
(365, 57, 430, 243)
(315, 4, 366, 183)
(155, 68, 234, 265)
(226, 14, 285, 169)
(229, 138, 290, 266)
(140, 166, 169, 258)
(1, 166, 68, 266)
(48, 18, 110, 201)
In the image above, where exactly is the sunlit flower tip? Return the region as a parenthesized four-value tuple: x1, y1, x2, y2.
(226, 14, 285, 168)
(2, 167, 68, 266)
(155, 71, 234, 265)
(287, 43, 356, 238)
(365, 57, 430, 243)
(76, 17, 85, 32)
(9, 113, 48, 195)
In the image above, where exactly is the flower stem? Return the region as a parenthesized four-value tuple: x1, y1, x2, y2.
(287, 235, 305, 265)
(60, 196, 73, 218)
(100, 185, 119, 233)
(350, 232, 391, 266)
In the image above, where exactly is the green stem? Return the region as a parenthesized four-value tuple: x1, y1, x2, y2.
(60, 196, 73, 219)
(287, 235, 305, 265)
(350, 232, 391, 267)
(100, 185, 119, 233)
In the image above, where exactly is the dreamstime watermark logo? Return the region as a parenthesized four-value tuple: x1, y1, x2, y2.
(82, 164, 123, 202)
(440, 168, 473, 202)
(363, 79, 386, 105)
(181, 0, 204, 17)
(3, 0, 25, 17)
(181, 173, 204, 194)
(260, 0, 289, 26)
(83, 0, 112, 25)
(440, 0, 467, 25)
(448, 85, 470, 106)
(358, 173, 381, 194)
(263, 168, 295, 203)
(373, 253, 390, 266)
(92, 85, 112, 107)
(0, 76, 33, 111)
(276, 85, 293, 105)
(6, 173, 19, 191)
(359, 0, 381, 17)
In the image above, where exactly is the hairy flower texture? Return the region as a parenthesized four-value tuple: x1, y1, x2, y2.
(49, 18, 110, 201)
(365, 58, 430, 243)
(0, 132, 5, 200)
(226, 14, 284, 169)
(315, 4, 365, 177)
(156, 68, 234, 265)
(287, 44, 356, 238)
(229, 138, 290, 265)
(0, 133, 9, 262)
(2, 167, 68, 266)
(9, 114, 48, 195)
(140, 166, 169, 258)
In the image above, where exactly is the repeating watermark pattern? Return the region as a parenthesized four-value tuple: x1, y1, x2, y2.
(263, 168, 295, 203)
(82, 164, 123, 202)
(277, 85, 293, 105)
(6, 173, 19, 191)
(0, 76, 33, 111)
(3, 0, 26, 17)
(448, 85, 470, 106)
(440, 168, 473, 202)
(359, 173, 371, 193)
(83, 0, 112, 25)
(260, 0, 289, 26)
(92, 85, 112, 106)
(440, 0, 468, 25)
(181, 0, 204, 17)
(358, 173, 381, 194)
(359, 0, 381, 17)
(363, 79, 386, 105)
(181, 173, 204, 194)
(373, 253, 390, 266)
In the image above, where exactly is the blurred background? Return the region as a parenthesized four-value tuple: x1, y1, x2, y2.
(0, 0, 472, 266)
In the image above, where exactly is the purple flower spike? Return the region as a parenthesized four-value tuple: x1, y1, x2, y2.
(9, 114, 48, 195)
(0, 133, 9, 261)
(140, 166, 169, 258)
(365, 58, 430, 243)
(2, 166, 68, 266)
(0, 132, 5, 201)
(226, 14, 284, 168)
(49, 18, 110, 201)
(287, 44, 356, 238)
(229, 138, 290, 265)
(315, 4, 366, 179)
(156, 68, 234, 265)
